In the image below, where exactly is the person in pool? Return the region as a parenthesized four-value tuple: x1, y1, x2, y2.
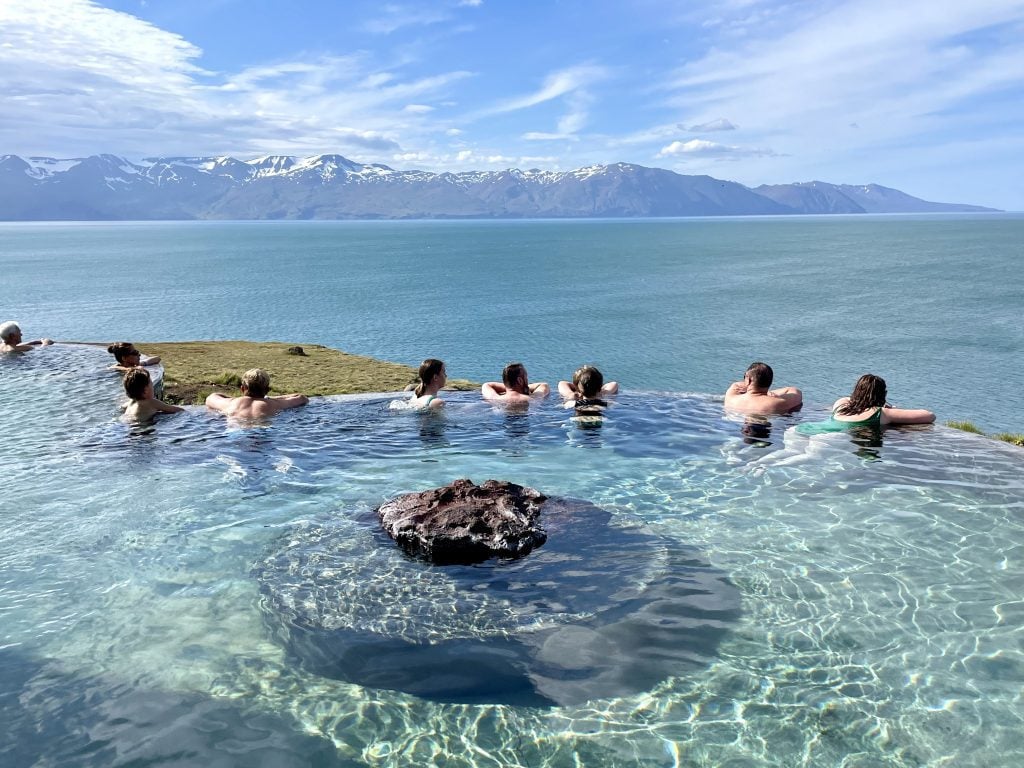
(108, 342, 160, 371)
(558, 365, 618, 412)
(404, 358, 447, 410)
(798, 373, 934, 434)
(205, 368, 309, 419)
(0, 321, 53, 353)
(121, 367, 183, 421)
(482, 362, 550, 405)
(724, 361, 803, 415)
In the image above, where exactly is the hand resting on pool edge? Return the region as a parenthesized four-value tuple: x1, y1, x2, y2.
(0, 320, 53, 353)
(205, 368, 309, 419)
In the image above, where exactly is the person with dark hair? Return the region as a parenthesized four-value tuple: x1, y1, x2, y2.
(121, 367, 183, 421)
(393, 358, 447, 411)
(107, 342, 160, 371)
(558, 364, 618, 413)
(481, 362, 549, 405)
(797, 373, 934, 435)
(724, 361, 803, 415)
(205, 368, 309, 419)
(0, 321, 52, 353)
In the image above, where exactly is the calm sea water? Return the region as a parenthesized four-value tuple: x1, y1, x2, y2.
(1, 214, 1021, 432)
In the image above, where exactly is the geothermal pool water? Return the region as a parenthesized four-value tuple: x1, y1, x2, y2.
(2, 344, 1023, 766)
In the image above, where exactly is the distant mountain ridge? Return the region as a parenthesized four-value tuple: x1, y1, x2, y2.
(0, 153, 998, 221)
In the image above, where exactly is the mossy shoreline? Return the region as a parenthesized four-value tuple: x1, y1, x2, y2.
(123, 341, 476, 405)
(946, 420, 1024, 448)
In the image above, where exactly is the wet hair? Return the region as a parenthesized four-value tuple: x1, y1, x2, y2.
(573, 365, 604, 398)
(745, 361, 773, 390)
(502, 362, 527, 389)
(837, 374, 888, 416)
(123, 367, 151, 400)
(0, 321, 21, 342)
(107, 341, 140, 364)
(415, 358, 445, 397)
(241, 368, 271, 398)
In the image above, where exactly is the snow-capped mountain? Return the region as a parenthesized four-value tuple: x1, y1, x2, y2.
(0, 153, 998, 220)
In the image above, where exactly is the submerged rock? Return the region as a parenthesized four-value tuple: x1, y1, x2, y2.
(377, 478, 548, 564)
(254, 498, 742, 707)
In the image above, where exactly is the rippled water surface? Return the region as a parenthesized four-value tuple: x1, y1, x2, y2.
(2, 344, 1023, 767)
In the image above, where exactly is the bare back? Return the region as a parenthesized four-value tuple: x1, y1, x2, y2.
(206, 393, 308, 419)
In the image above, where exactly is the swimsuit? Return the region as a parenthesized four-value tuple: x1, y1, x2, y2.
(796, 406, 882, 436)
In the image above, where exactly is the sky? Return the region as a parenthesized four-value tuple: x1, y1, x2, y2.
(1, 0, 1022, 208)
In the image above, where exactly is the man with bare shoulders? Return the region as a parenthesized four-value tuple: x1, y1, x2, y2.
(205, 368, 309, 419)
(481, 362, 550, 406)
(724, 361, 802, 415)
(0, 321, 53, 353)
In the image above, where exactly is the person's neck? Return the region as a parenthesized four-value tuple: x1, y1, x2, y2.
(748, 386, 769, 395)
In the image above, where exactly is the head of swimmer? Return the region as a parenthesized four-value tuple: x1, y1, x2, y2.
(847, 374, 888, 411)
(414, 358, 446, 397)
(573, 365, 604, 398)
(123, 367, 152, 401)
(108, 341, 141, 366)
(502, 362, 529, 395)
(241, 368, 271, 398)
(743, 361, 773, 392)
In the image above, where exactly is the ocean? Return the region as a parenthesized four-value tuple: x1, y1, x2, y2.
(2, 214, 1021, 431)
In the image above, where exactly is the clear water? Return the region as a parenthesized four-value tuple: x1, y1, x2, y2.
(1, 215, 1022, 434)
(2, 344, 1023, 767)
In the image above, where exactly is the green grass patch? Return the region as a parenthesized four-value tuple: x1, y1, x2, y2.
(946, 420, 983, 434)
(136, 341, 477, 405)
(994, 433, 1024, 447)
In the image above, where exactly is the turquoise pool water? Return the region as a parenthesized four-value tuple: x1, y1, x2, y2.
(2, 343, 1023, 766)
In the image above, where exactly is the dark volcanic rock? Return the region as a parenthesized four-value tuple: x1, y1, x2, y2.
(254, 498, 743, 706)
(377, 478, 547, 564)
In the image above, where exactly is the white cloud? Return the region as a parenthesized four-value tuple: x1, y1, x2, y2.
(0, 0, 473, 160)
(363, 4, 452, 35)
(658, 139, 778, 159)
(479, 65, 607, 117)
(404, 104, 435, 113)
(685, 118, 737, 132)
(459, 0, 484, 6)
(523, 132, 570, 141)
(662, 0, 1024, 162)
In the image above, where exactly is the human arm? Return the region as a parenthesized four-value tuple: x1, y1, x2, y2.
(481, 382, 506, 400)
(27, 338, 53, 346)
(142, 355, 161, 366)
(601, 381, 619, 395)
(153, 399, 184, 414)
(724, 380, 747, 405)
(557, 380, 577, 399)
(269, 393, 309, 411)
(882, 406, 935, 425)
(770, 386, 802, 407)
(205, 392, 232, 412)
(529, 382, 550, 398)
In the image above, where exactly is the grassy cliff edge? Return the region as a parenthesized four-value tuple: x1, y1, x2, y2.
(138, 341, 476, 405)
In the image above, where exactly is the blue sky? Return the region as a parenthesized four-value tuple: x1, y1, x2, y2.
(1, 0, 1021, 208)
